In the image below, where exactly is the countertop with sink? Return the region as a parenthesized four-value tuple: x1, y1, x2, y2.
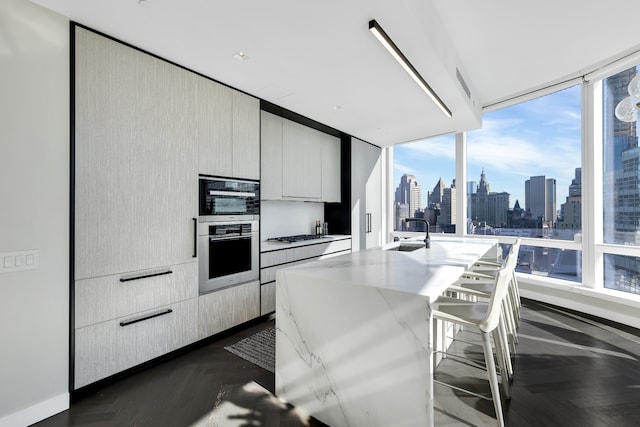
(274, 235, 498, 427)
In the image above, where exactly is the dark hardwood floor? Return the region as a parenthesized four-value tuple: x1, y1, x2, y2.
(34, 300, 640, 426)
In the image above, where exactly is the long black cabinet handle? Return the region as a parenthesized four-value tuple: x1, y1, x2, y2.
(119, 309, 173, 327)
(192, 217, 198, 258)
(119, 270, 173, 283)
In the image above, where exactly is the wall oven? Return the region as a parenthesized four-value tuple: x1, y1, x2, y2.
(198, 176, 260, 293)
(199, 175, 259, 221)
(198, 220, 259, 293)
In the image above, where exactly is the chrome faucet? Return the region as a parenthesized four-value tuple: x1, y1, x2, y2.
(405, 218, 430, 248)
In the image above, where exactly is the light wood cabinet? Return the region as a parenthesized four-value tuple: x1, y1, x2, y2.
(352, 138, 383, 251)
(261, 111, 283, 199)
(198, 281, 260, 339)
(75, 27, 198, 280)
(282, 119, 322, 199)
(261, 113, 340, 202)
(75, 261, 198, 328)
(260, 282, 276, 316)
(74, 27, 260, 389)
(233, 91, 260, 180)
(196, 83, 260, 179)
(74, 298, 198, 389)
(196, 77, 233, 178)
(322, 135, 341, 202)
(74, 27, 202, 390)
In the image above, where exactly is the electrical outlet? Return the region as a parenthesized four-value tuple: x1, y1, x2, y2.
(0, 250, 39, 273)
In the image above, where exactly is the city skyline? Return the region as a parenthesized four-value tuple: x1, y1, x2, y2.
(394, 85, 581, 209)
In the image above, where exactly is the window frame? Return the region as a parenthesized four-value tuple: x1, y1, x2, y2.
(387, 66, 640, 300)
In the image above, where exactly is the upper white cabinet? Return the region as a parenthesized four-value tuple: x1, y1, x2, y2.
(352, 138, 382, 251)
(261, 112, 340, 202)
(75, 27, 198, 280)
(261, 111, 284, 200)
(322, 134, 341, 203)
(282, 119, 322, 199)
(232, 91, 260, 180)
(197, 81, 260, 180)
(196, 77, 233, 178)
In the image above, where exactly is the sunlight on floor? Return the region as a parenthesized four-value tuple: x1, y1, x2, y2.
(190, 381, 312, 427)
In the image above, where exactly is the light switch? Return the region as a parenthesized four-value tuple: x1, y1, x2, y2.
(1, 250, 38, 273)
(15, 255, 25, 267)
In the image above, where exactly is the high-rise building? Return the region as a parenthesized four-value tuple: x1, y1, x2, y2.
(604, 68, 639, 244)
(394, 202, 409, 231)
(467, 180, 476, 225)
(469, 169, 510, 228)
(440, 180, 456, 228)
(394, 174, 423, 230)
(428, 178, 447, 207)
(525, 175, 557, 227)
(559, 168, 581, 232)
(602, 67, 640, 294)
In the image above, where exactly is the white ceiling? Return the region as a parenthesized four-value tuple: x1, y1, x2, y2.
(31, 0, 640, 147)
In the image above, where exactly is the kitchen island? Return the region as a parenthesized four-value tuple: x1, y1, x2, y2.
(275, 236, 498, 427)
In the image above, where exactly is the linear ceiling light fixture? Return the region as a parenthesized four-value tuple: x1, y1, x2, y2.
(368, 19, 452, 118)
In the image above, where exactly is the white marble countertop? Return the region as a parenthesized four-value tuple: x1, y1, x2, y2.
(260, 234, 351, 252)
(280, 236, 497, 300)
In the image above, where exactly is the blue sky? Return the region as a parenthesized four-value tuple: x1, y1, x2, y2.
(393, 85, 582, 209)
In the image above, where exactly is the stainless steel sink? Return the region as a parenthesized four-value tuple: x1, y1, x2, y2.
(385, 243, 424, 252)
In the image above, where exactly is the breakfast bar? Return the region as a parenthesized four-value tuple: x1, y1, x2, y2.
(275, 237, 498, 426)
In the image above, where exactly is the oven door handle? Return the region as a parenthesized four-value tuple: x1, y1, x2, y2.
(209, 235, 253, 242)
(208, 190, 256, 197)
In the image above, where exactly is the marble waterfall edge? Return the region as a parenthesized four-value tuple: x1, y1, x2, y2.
(275, 269, 433, 427)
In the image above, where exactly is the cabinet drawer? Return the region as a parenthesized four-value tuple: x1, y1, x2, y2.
(260, 248, 351, 285)
(261, 259, 308, 284)
(74, 297, 198, 389)
(293, 239, 352, 260)
(75, 261, 198, 328)
(198, 280, 260, 339)
(261, 248, 295, 268)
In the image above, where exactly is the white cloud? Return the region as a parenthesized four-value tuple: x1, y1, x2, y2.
(396, 134, 456, 160)
(393, 161, 417, 176)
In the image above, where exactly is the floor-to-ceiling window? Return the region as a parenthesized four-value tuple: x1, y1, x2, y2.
(467, 85, 582, 282)
(602, 65, 640, 294)
(389, 60, 640, 301)
(392, 134, 456, 233)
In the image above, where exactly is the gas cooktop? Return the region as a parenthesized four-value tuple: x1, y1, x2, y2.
(267, 234, 328, 243)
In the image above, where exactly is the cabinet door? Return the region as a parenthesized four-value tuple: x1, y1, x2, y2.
(260, 111, 283, 200)
(351, 138, 382, 251)
(198, 281, 260, 339)
(74, 298, 197, 389)
(260, 282, 276, 315)
(75, 28, 198, 280)
(232, 91, 260, 179)
(196, 77, 233, 177)
(322, 135, 341, 202)
(282, 120, 322, 199)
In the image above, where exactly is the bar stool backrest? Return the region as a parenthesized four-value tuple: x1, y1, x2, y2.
(478, 266, 510, 333)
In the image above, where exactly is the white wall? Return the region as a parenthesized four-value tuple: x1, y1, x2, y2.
(0, 1, 70, 425)
(261, 201, 325, 240)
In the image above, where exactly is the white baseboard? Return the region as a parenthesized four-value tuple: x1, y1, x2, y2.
(0, 393, 69, 427)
